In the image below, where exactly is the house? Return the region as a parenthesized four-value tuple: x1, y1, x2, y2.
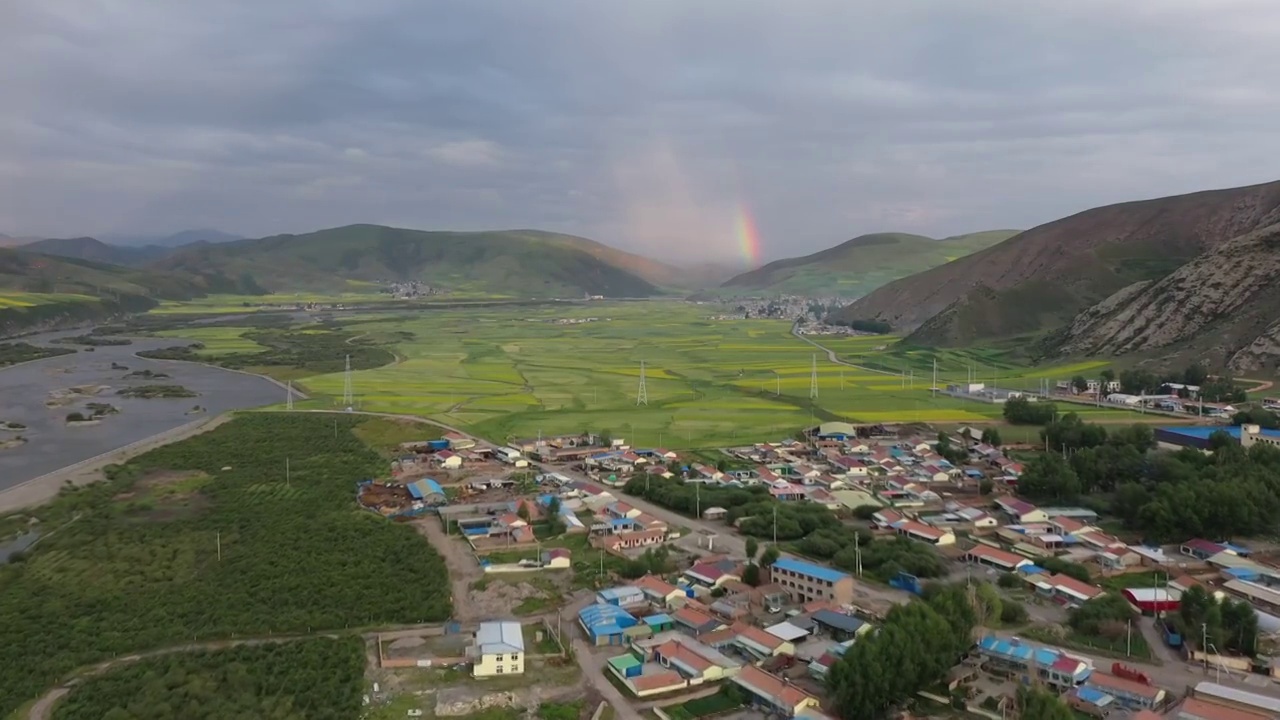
(597, 586, 646, 607)
(732, 665, 822, 718)
(702, 506, 728, 521)
(975, 636, 1092, 688)
(470, 621, 525, 677)
(1033, 573, 1103, 607)
(1097, 547, 1141, 571)
(434, 450, 463, 469)
(892, 519, 956, 546)
(832, 490, 882, 512)
(1085, 673, 1167, 711)
(635, 575, 687, 607)
(597, 529, 667, 552)
(764, 621, 810, 646)
(579, 604, 638, 646)
(1067, 686, 1118, 718)
(1172, 697, 1270, 720)
(673, 606, 724, 636)
(870, 509, 905, 529)
(995, 497, 1048, 524)
(769, 557, 855, 606)
(809, 609, 869, 641)
(730, 622, 796, 659)
(965, 545, 1031, 573)
(643, 634, 742, 683)
(1182, 539, 1228, 561)
(541, 548, 572, 569)
(443, 431, 476, 450)
(605, 653, 688, 697)
(607, 501, 642, 519)
(684, 559, 741, 589)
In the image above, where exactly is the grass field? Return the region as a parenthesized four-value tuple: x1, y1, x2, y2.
(151, 301, 1147, 449)
(0, 291, 99, 308)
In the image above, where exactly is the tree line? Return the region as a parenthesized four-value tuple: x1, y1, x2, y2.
(1016, 416, 1280, 541)
(0, 414, 452, 717)
(52, 638, 364, 720)
(622, 476, 945, 582)
(1177, 585, 1259, 656)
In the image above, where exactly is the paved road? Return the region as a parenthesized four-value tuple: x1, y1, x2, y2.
(790, 324, 897, 377)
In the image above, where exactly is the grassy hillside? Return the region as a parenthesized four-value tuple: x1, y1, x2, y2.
(152, 224, 662, 298)
(717, 230, 1017, 297)
(0, 247, 260, 335)
(835, 179, 1280, 345)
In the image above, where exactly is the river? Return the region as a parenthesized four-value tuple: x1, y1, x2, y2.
(0, 329, 281, 492)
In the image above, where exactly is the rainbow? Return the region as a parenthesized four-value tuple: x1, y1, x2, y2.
(735, 206, 763, 266)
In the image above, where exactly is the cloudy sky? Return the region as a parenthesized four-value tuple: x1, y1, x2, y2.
(3, 1, 1280, 262)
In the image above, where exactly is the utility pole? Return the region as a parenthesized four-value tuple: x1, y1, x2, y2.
(636, 361, 648, 406)
(775, 372, 781, 397)
(772, 505, 778, 544)
(342, 354, 353, 407)
(810, 354, 819, 400)
(286, 381, 293, 411)
(932, 358, 938, 396)
(696, 483, 701, 520)
(1126, 619, 1132, 657)
(216, 531, 221, 561)
(286, 457, 291, 487)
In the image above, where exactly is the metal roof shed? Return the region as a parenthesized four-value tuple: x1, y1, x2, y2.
(764, 621, 810, 643)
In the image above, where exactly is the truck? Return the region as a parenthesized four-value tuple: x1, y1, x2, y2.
(1160, 618, 1183, 648)
(1111, 662, 1152, 685)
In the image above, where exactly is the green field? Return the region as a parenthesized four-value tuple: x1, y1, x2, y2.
(150, 301, 1146, 448)
(0, 291, 100, 308)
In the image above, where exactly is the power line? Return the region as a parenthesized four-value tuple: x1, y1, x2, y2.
(809, 354, 819, 399)
(636, 360, 648, 406)
(342, 354, 353, 407)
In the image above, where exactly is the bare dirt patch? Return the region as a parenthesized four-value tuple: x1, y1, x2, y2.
(45, 385, 110, 408)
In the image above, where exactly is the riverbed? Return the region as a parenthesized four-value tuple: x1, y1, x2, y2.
(0, 329, 282, 492)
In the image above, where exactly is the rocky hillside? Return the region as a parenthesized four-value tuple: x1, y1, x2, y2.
(831, 180, 1280, 345)
(1054, 222, 1280, 372)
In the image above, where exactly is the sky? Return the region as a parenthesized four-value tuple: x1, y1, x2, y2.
(3, 1, 1280, 263)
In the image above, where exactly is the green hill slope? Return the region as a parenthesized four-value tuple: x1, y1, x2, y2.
(20, 236, 169, 267)
(151, 224, 662, 297)
(716, 230, 1018, 297)
(0, 247, 260, 335)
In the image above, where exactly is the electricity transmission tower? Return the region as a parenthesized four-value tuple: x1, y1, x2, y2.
(810, 354, 819, 399)
(286, 380, 294, 411)
(342, 354, 354, 407)
(636, 360, 648, 406)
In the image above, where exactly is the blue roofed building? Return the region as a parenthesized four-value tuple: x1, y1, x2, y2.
(597, 586, 646, 607)
(1067, 686, 1116, 716)
(579, 604, 638, 646)
(407, 478, 447, 505)
(975, 635, 1092, 688)
(769, 557, 854, 605)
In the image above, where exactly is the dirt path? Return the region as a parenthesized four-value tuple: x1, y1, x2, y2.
(571, 638, 641, 720)
(0, 413, 233, 515)
(411, 518, 482, 622)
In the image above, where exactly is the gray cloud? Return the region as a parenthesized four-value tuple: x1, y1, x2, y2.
(2, 0, 1280, 262)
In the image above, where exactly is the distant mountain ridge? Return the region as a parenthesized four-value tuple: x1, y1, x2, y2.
(831, 179, 1280, 369)
(99, 229, 243, 248)
(151, 224, 663, 298)
(716, 230, 1018, 298)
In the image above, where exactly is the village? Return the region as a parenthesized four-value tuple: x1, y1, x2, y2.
(356, 423, 1280, 720)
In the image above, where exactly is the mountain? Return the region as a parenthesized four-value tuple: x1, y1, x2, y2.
(20, 236, 170, 267)
(152, 224, 661, 297)
(1053, 221, 1280, 372)
(0, 246, 261, 335)
(833, 180, 1280, 347)
(100, 229, 243, 248)
(717, 230, 1018, 297)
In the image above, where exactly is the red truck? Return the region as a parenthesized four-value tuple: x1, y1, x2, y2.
(1111, 662, 1152, 685)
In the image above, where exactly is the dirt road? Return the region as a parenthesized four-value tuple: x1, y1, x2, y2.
(0, 413, 231, 515)
(411, 518, 483, 622)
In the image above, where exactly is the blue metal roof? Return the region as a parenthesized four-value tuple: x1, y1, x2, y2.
(772, 557, 849, 584)
(644, 613, 673, 626)
(1075, 687, 1112, 705)
(407, 479, 445, 499)
(1160, 425, 1280, 440)
(1020, 564, 1046, 575)
(597, 586, 643, 601)
(578, 604, 637, 636)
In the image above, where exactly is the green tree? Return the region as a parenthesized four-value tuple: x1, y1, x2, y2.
(760, 545, 780, 568)
(978, 479, 994, 496)
(547, 496, 561, 515)
(517, 503, 531, 522)
(980, 427, 1002, 447)
(1017, 453, 1081, 502)
(745, 537, 759, 561)
(742, 563, 761, 586)
(1071, 375, 1089, 393)
(1017, 687, 1073, 720)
